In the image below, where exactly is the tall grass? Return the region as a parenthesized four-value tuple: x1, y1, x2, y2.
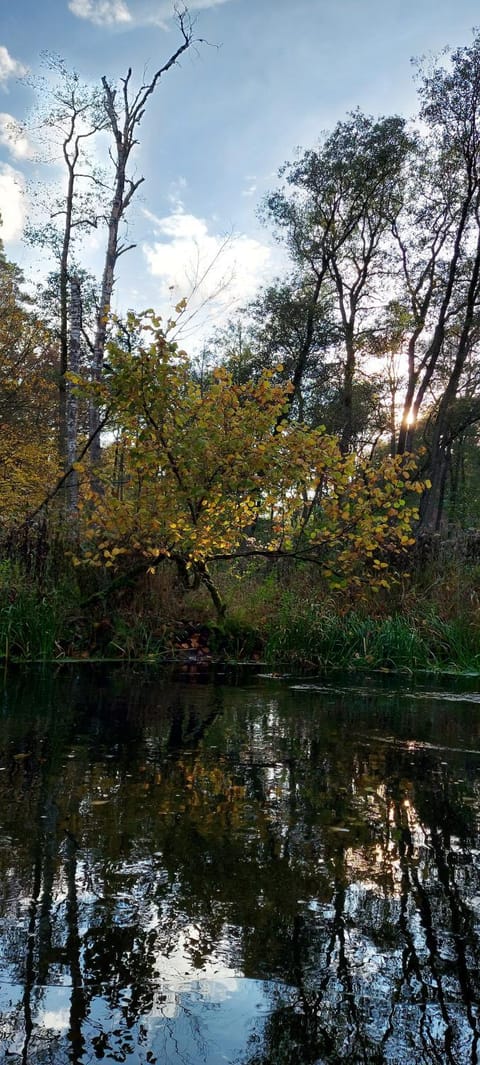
(0, 561, 66, 660)
(262, 593, 480, 672)
(0, 534, 479, 670)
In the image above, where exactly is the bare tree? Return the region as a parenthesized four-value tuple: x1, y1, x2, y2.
(25, 56, 107, 482)
(89, 8, 198, 466)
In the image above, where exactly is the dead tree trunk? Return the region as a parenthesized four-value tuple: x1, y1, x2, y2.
(89, 10, 196, 469)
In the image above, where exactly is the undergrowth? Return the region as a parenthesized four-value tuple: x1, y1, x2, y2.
(0, 543, 479, 672)
(262, 597, 480, 672)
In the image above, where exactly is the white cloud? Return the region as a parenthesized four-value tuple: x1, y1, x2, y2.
(69, 0, 231, 29)
(68, 0, 132, 26)
(0, 46, 27, 87)
(0, 163, 26, 241)
(142, 204, 272, 342)
(39, 1009, 71, 1032)
(0, 114, 34, 161)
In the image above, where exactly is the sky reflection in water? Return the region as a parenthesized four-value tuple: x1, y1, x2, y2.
(0, 668, 480, 1063)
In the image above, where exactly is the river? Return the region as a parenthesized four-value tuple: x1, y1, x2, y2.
(1, 666, 480, 1064)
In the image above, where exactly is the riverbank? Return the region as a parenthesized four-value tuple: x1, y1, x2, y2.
(0, 553, 479, 672)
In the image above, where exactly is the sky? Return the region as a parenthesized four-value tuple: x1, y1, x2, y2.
(1, 0, 480, 344)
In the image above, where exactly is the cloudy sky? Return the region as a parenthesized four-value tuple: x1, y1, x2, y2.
(1, 0, 480, 340)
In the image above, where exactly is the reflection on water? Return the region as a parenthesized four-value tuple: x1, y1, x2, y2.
(0, 668, 480, 1063)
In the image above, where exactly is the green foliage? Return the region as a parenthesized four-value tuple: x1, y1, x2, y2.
(263, 593, 480, 672)
(103, 612, 169, 660)
(0, 254, 58, 521)
(204, 616, 262, 660)
(0, 564, 64, 661)
(0, 536, 478, 670)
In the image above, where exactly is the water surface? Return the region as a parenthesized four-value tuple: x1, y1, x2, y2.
(1, 667, 480, 1063)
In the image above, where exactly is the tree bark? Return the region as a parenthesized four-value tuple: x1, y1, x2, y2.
(419, 224, 480, 530)
(66, 276, 82, 514)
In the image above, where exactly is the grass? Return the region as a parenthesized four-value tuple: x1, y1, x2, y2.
(0, 592, 58, 661)
(223, 559, 480, 673)
(0, 545, 479, 673)
(262, 598, 480, 672)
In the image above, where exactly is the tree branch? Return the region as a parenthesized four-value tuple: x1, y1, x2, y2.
(17, 409, 111, 529)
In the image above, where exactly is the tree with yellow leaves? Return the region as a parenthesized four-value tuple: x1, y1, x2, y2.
(0, 248, 58, 522)
(73, 313, 424, 615)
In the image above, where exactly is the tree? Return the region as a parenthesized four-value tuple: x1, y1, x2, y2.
(72, 313, 423, 614)
(25, 11, 199, 496)
(0, 247, 58, 521)
(232, 42, 480, 529)
(89, 8, 197, 468)
(25, 56, 108, 494)
(217, 278, 336, 425)
(390, 35, 480, 529)
(262, 111, 414, 453)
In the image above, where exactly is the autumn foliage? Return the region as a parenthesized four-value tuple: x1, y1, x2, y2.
(0, 255, 58, 521)
(71, 313, 423, 610)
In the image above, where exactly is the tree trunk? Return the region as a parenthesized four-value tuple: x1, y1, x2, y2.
(397, 192, 473, 456)
(418, 226, 480, 530)
(58, 156, 76, 472)
(89, 19, 194, 471)
(340, 328, 355, 455)
(89, 141, 127, 468)
(66, 276, 82, 514)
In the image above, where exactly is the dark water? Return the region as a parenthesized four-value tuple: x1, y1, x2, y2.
(1, 668, 480, 1064)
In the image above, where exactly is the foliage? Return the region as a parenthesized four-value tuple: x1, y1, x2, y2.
(3, 34, 480, 662)
(0, 250, 59, 521)
(263, 596, 480, 671)
(259, 111, 415, 453)
(70, 313, 423, 611)
(0, 559, 67, 661)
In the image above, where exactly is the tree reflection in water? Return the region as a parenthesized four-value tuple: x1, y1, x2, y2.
(0, 669, 479, 1063)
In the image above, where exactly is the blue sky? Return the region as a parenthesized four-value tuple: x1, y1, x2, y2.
(1, 0, 480, 341)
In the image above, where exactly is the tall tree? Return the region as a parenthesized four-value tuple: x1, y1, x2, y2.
(262, 111, 414, 452)
(26, 56, 107, 486)
(89, 8, 197, 467)
(0, 246, 57, 520)
(26, 12, 198, 492)
(392, 35, 480, 528)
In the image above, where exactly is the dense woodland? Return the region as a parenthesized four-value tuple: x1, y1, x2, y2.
(2, 17, 480, 665)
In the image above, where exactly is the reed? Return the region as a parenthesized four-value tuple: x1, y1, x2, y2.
(262, 595, 480, 672)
